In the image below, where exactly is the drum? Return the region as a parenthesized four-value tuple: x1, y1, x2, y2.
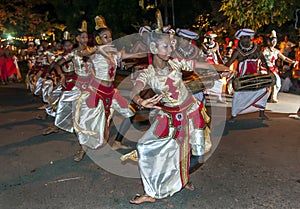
(213, 64, 230, 73)
(183, 71, 217, 94)
(233, 73, 276, 91)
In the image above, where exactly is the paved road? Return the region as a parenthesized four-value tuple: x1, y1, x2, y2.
(0, 83, 299, 209)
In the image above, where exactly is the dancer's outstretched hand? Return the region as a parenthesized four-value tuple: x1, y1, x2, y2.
(139, 94, 163, 109)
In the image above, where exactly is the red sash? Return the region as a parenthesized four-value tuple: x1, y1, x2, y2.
(154, 96, 205, 144)
(86, 79, 115, 118)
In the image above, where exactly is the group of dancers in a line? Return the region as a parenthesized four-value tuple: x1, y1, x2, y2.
(24, 12, 298, 204)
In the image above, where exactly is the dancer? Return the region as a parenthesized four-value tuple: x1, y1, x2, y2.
(42, 31, 75, 135)
(33, 40, 53, 98)
(112, 25, 153, 150)
(225, 28, 271, 122)
(128, 31, 211, 204)
(263, 30, 298, 103)
(201, 31, 227, 103)
(173, 28, 206, 103)
(73, 16, 145, 160)
(41, 41, 64, 113)
(52, 21, 95, 161)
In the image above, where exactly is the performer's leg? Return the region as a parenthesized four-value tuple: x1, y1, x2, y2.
(74, 144, 88, 162)
(271, 75, 281, 102)
(259, 110, 270, 120)
(112, 115, 136, 150)
(189, 155, 204, 174)
(228, 115, 237, 123)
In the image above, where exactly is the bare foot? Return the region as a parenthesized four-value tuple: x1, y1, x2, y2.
(130, 194, 156, 204)
(37, 104, 47, 110)
(184, 182, 195, 191)
(73, 149, 86, 162)
(111, 141, 131, 150)
(35, 113, 47, 120)
(42, 126, 59, 135)
(120, 150, 138, 162)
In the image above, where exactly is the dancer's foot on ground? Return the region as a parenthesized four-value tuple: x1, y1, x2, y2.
(269, 99, 278, 103)
(228, 116, 236, 123)
(129, 194, 156, 204)
(35, 113, 47, 120)
(37, 104, 47, 110)
(42, 126, 59, 135)
(120, 150, 138, 162)
(73, 149, 86, 162)
(111, 141, 131, 150)
(259, 111, 271, 120)
(184, 182, 195, 191)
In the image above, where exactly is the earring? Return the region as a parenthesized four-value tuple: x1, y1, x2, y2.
(95, 36, 102, 45)
(150, 42, 158, 54)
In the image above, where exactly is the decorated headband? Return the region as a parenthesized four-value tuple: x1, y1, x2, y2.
(95, 15, 108, 30)
(270, 30, 277, 39)
(154, 9, 163, 32)
(78, 20, 87, 32)
(234, 28, 255, 40)
(63, 31, 71, 41)
(139, 26, 152, 36)
(176, 28, 199, 40)
(205, 31, 217, 38)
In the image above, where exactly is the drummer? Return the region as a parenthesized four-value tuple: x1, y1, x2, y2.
(172, 28, 206, 103)
(225, 28, 271, 123)
(201, 31, 227, 103)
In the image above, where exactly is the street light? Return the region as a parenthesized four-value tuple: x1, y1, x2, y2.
(7, 34, 13, 40)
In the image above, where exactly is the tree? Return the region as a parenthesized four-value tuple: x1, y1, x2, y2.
(0, 0, 54, 38)
(51, 0, 99, 35)
(219, 0, 298, 32)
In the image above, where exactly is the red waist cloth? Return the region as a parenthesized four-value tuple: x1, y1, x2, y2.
(31, 65, 49, 78)
(154, 96, 205, 144)
(75, 75, 92, 91)
(63, 74, 78, 91)
(86, 78, 115, 118)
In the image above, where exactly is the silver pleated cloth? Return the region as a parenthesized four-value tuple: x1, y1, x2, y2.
(34, 77, 45, 96)
(26, 74, 36, 93)
(45, 84, 62, 117)
(137, 101, 209, 199)
(74, 90, 134, 149)
(42, 79, 54, 103)
(54, 87, 81, 133)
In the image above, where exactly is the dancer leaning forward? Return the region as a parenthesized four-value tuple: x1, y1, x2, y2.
(72, 16, 147, 161)
(120, 30, 212, 204)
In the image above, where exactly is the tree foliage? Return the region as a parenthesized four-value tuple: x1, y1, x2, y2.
(219, 0, 298, 31)
(51, 0, 99, 35)
(0, 0, 53, 37)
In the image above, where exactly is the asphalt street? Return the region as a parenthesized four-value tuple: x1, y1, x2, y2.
(0, 82, 299, 209)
